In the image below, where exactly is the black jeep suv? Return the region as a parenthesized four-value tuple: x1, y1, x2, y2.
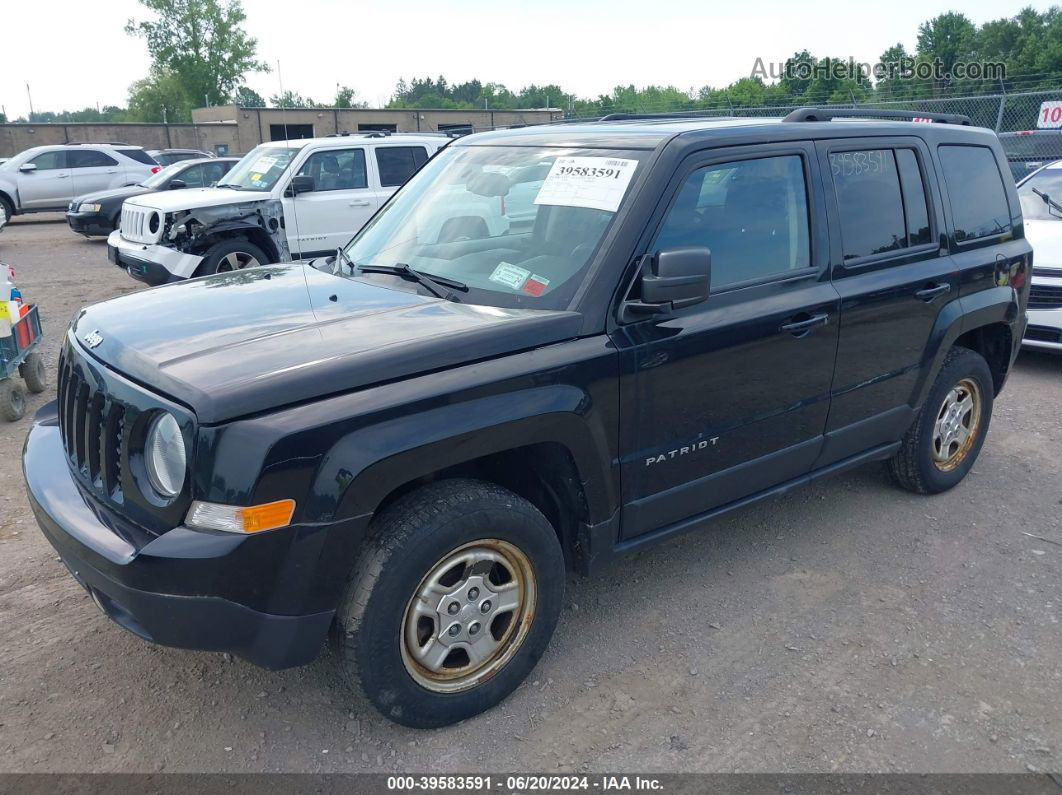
(24, 108, 1030, 728)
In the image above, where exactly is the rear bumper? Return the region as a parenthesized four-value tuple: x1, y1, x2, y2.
(23, 403, 342, 669)
(106, 229, 202, 285)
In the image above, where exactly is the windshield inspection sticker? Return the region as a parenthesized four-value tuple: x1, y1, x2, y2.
(489, 262, 531, 290)
(534, 156, 638, 212)
(521, 274, 550, 296)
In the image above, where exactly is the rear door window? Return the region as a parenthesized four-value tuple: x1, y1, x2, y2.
(375, 146, 429, 187)
(69, 150, 118, 168)
(938, 145, 1011, 242)
(829, 150, 907, 260)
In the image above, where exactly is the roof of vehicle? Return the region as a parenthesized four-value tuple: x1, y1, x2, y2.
(172, 156, 240, 165)
(999, 130, 1062, 136)
(148, 148, 212, 154)
(253, 134, 450, 150)
(460, 113, 999, 150)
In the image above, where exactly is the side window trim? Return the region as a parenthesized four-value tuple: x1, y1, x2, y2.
(817, 136, 942, 272)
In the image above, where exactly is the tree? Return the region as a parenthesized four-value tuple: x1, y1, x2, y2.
(125, 0, 269, 108)
(233, 86, 265, 107)
(269, 90, 319, 109)
(127, 70, 196, 122)
(334, 85, 368, 109)
(917, 12, 977, 92)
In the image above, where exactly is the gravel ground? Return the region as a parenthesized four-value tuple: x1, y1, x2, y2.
(0, 215, 1060, 774)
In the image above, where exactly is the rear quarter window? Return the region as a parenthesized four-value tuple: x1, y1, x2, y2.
(938, 145, 1011, 242)
(119, 149, 158, 165)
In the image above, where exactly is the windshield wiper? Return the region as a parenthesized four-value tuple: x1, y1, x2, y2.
(356, 263, 467, 301)
(331, 246, 356, 275)
(216, 183, 243, 190)
(1033, 187, 1062, 218)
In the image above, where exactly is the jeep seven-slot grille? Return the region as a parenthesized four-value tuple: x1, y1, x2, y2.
(57, 351, 127, 499)
(1029, 284, 1062, 310)
(120, 206, 157, 244)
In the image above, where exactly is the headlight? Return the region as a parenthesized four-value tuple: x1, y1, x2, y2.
(145, 412, 186, 497)
(79, 202, 102, 213)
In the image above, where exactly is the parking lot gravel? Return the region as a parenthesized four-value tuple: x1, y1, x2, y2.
(0, 215, 1059, 774)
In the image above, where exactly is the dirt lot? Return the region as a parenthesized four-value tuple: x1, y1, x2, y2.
(0, 215, 1059, 774)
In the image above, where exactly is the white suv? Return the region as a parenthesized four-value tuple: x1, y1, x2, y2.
(0, 144, 159, 220)
(106, 134, 449, 285)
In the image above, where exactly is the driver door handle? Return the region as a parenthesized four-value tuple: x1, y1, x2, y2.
(349, 199, 370, 207)
(780, 313, 829, 335)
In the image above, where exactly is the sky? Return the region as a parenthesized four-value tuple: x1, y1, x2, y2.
(1, 0, 1059, 119)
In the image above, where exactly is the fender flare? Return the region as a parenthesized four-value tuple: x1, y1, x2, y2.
(913, 286, 1018, 407)
(301, 385, 617, 526)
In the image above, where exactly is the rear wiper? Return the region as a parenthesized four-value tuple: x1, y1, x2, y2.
(357, 263, 467, 301)
(1033, 187, 1062, 218)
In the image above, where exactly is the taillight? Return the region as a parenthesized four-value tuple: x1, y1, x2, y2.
(151, 166, 161, 173)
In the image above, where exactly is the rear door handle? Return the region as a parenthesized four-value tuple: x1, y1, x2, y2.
(915, 282, 951, 301)
(349, 200, 370, 207)
(779, 313, 829, 335)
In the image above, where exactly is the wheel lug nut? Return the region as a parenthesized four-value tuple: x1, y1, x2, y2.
(447, 602, 460, 615)
(468, 587, 479, 600)
(481, 600, 492, 613)
(469, 622, 480, 636)
(448, 624, 460, 637)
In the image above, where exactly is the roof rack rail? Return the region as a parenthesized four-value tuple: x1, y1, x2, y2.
(69, 141, 135, 146)
(783, 107, 972, 126)
(599, 111, 734, 122)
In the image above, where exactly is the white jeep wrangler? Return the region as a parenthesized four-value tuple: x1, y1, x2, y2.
(107, 134, 449, 284)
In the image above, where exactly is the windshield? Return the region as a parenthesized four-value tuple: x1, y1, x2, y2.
(343, 145, 646, 309)
(1018, 168, 1062, 220)
(216, 145, 300, 191)
(140, 161, 186, 188)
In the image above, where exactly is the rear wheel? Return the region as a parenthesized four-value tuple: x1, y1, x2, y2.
(888, 347, 994, 494)
(336, 478, 564, 728)
(20, 352, 47, 394)
(0, 380, 26, 422)
(197, 239, 269, 276)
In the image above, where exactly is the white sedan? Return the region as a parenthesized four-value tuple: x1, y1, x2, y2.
(1017, 160, 1062, 352)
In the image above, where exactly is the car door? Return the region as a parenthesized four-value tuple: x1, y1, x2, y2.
(612, 143, 840, 539)
(813, 137, 957, 467)
(17, 150, 72, 209)
(70, 149, 123, 197)
(282, 146, 378, 259)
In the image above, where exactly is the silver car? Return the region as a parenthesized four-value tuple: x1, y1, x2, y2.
(0, 143, 159, 221)
(1017, 160, 1062, 352)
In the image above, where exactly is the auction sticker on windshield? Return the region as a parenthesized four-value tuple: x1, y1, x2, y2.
(534, 156, 638, 212)
(250, 156, 278, 174)
(488, 262, 531, 290)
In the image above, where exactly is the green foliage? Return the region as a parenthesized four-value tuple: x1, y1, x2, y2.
(334, 85, 368, 109)
(125, 0, 268, 113)
(127, 70, 196, 122)
(268, 90, 321, 109)
(233, 86, 266, 107)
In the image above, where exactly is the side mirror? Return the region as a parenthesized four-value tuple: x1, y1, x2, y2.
(288, 175, 315, 196)
(168, 179, 187, 190)
(626, 246, 711, 318)
(19, 163, 37, 173)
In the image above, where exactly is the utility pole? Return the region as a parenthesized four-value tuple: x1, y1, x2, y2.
(26, 84, 34, 120)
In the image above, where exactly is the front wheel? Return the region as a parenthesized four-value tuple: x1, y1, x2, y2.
(888, 347, 994, 494)
(336, 479, 565, 728)
(196, 239, 269, 277)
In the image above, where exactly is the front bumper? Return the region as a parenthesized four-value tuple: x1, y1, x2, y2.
(106, 229, 203, 286)
(1023, 306, 1062, 352)
(23, 402, 339, 669)
(65, 211, 113, 237)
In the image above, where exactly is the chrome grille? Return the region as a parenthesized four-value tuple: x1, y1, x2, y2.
(1029, 284, 1062, 310)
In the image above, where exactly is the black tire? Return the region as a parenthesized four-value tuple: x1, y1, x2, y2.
(888, 347, 994, 494)
(0, 380, 26, 422)
(196, 239, 270, 276)
(0, 195, 13, 224)
(20, 352, 47, 394)
(336, 478, 565, 729)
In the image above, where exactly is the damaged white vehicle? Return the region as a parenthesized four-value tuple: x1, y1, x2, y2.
(107, 134, 448, 284)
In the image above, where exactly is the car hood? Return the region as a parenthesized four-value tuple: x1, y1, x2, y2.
(70, 263, 582, 423)
(124, 187, 265, 213)
(1024, 219, 1062, 269)
(75, 185, 151, 205)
